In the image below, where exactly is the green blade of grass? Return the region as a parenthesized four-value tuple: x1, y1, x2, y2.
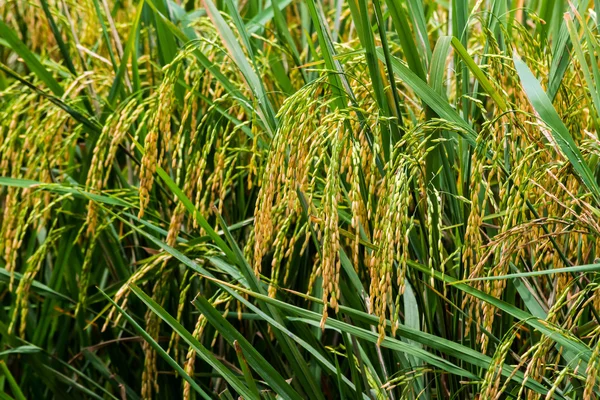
(514, 52, 600, 204)
(407, 259, 593, 366)
(129, 285, 259, 400)
(246, 0, 293, 34)
(0, 21, 63, 96)
(99, 288, 212, 400)
(565, 12, 600, 127)
(201, 0, 277, 136)
(212, 211, 326, 400)
(0, 361, 26, 400)
(384, 0, 426, 80)
(546, 1, 585, 101)
(454, 261, 600, 284)
(193, 295, 304, 400)
(207, 277, 555, 397)
(378, 48, 477, 145)
(429, 37, 452, 96)
(0, 267, 73, 303)
(450, 36, 507, 111)
(98, 202, 362, 398)
(233, 341, 261, 398)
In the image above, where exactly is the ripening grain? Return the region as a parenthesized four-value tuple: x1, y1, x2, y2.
(1, 1, 600, 399)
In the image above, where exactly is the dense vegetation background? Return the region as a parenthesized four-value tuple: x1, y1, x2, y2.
(2, 0, 600, 398)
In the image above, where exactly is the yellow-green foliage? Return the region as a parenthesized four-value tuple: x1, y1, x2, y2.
(1, 0, 600, 399)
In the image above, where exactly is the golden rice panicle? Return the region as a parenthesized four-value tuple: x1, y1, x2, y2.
(544, 363, 574, 400)
(205, 126, 237, 216)
(462, 144, 487, 282)
(141, 307, 160, 399)
(2, 189, 35, 282)
(381, 154, 415, 339)
(85, 113, 116, 235)
(172, 59, 199, 174)
(481, 201, 522, 347)
(252, 126, 285, 274)
(1, 187, 21, 273)
(158, 63, 182, 168)
(320, 117, 344, 328)
(584, 332, 600, 400)
(520, 338, 553, 400)
(268, 215, 293, 298)
(138, 68, 177, 218)
(370, 177, 391, 341)
(547, 280, 583, 332)
(192, 121, 219, 227)
(348, 140, 365, 271)
(103, 257, 165, 332)
(103, 101, 147, 184)
(190, 102, 253, 230)
(252, 84, 319, 275)
(461, 146, 487, 337)
(247, 103, 265, 192)
(481, 327, 519, 400)
(594, 285, 600, 314)
(368, 176, 388, 340)
(181, 291, 229, 400)
(183, 313, 208, 400)
(393, 167, 414, 333)
(9, 223, 63, 337)
(425, 187, 441, 287)
(165, 108, 214, 244)
(75, 228, 101, 318)
(0, 98, 33, 276)
(166, 202, 187, 249)
(138, 109, 159, 218)
(168, 269, 193, 360)
(141, 261, 174, 399)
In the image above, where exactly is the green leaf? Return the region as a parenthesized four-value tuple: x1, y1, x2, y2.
(193, 295, 303, 400)
(99, 288, 211, 400)
(0, 361, 26, 400)
(0, 21, 63, 96)
(455, 261, 600, 283)
(201, 0, 277, 136)
(450, 36, 507, 111)
(408, 259, 593, 366)
(378, 48, 477, 145)
(0, 345, 40, 356)
(214, 278, 553, 396)
(129, 285, 260, 400)
(514, 53, 600, 204)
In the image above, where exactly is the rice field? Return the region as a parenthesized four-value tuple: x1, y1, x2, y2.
(1, 0, 600, 398)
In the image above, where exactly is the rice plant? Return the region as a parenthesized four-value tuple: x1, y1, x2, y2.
(2, 0, 600, 398)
